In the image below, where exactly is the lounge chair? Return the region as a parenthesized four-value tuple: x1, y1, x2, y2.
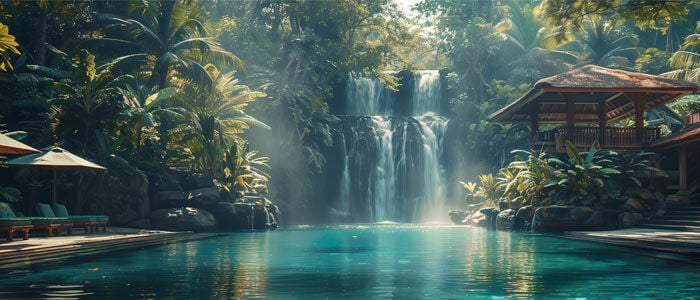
(49, 203, 108, 233)
(3, 202, 71, 239)
(33, 203, 73, 236)
(0, 202, 33, 241)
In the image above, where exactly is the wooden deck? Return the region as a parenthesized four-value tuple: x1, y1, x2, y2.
(561, 228, 700, 261)
(0, 228, 222, 270)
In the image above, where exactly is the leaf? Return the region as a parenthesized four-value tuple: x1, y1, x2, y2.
(144, 87, 176, 106)
(628, 176, 642, 187)
(600, 168, 621, 175)
(565, 141, 583, 164)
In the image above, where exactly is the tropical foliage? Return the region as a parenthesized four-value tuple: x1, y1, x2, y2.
(0, 22, 20, 71)
(0, 0, 699, 223)
(462, 141, 666, 211)
(664, 22, 700, 84)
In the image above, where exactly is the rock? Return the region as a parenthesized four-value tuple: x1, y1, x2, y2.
(470, 211, 489, 227)
(149, 207, 216, 232)
(448, 210, 469, 225)
(185, 187, 221, 208)
(151, 190, 187, 209)
(653, 192, 664, 201)
(226, 202, 279, 231)
(150, 177, 180, 191)
(182, 173, 214, 189)
(210, 202, 238, 231)
(619, 212, 644, 228)
(478, 207, 500, 229)
(531, 206, 619, 232)
(622, 198, 645, 212)
(514, 206, 535, 231)
(87, 159, 150, 225)
(496, 209, 516, 231)
(125, 218, 151, 229)
(639, 190, 653, 200)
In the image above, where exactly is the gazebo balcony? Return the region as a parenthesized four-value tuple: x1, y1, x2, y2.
(535, 126, 662, 153)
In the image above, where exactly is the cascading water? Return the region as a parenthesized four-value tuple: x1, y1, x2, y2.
(335, 70, 449, 223)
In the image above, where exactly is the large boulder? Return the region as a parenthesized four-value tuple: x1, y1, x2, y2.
(182, 173, 214, 189)
(531, 206, 619, 232)
(210, 202, 238, 231)
(478, 207, 500, 229)
(496, 209, 516, 231)
(470, 210, 489, 227)
(225, 202, 280, 231)
(619, 212, 645, 228)
(149, 207, 216, 232)
(184, 187, 221, 209)
(514, 206, 535, 231)
(622, 197, 645, 212)
(151, 190, 187, 209)
(448, 210, 469, 225)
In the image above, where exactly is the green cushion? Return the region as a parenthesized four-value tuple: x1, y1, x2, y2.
(0, 218, 32, 226)
(54, 204, 108, 223)
(53, 204, 70, 217)
(0, 202, 18, 218)
(36, 203, 56, 217)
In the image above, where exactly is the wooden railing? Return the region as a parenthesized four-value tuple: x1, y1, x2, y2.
(534, 126, 661, 153)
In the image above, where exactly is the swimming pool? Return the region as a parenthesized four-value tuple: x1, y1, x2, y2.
(1, 224, 699, 299)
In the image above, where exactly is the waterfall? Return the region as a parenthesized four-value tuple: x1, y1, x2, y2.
(345, 74, 396, 116)
(335, 71, 449, 223)
(412, 70, 442, 115)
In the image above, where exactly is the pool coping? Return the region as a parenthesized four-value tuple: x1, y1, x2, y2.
(0, 227, 224, 271)
(558, 228, 700, 262)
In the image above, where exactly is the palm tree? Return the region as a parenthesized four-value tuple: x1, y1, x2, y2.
(89, 0, 241, 89)
(494, 1, 577, 80)
(114, 75, 182, 161)
(663, 22, 700, 84)
(51, 49, 126, 156)
(219, 141, 271, 194)
(568, 15, 641, 68)
(170, 64, 268, 178)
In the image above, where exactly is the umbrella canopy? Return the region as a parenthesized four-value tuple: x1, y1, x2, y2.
(0, 133, 40, 155)
(3, 145, 106, 170)
(3, 145, 106, 206)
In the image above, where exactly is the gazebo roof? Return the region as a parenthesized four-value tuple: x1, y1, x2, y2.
(489, 65, 699, 124)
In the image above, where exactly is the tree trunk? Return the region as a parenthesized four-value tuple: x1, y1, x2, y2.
(38, 9, 48, 65)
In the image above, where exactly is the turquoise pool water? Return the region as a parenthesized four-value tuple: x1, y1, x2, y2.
(1, 224, 699, 299)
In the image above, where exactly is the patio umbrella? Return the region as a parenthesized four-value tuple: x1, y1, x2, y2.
(2, 145, 106, 207)
(0, 133, 40, 155)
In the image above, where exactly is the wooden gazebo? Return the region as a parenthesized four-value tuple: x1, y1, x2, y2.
(489, 65, 699, 152)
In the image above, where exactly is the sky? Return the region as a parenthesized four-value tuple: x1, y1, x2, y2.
(395, 0, 422, 18)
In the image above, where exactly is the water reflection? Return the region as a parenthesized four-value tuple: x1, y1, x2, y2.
(1, 225, 699, 298)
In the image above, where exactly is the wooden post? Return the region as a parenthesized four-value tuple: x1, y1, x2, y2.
(598, 99, 606, 147)
(634, 96, 645, 145)
(566, 95, 576, 145)
(679, 145, 688, 204)
(530, 103, 539, 150)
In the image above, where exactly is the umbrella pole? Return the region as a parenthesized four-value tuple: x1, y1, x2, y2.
(53, 169, 57, 208)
